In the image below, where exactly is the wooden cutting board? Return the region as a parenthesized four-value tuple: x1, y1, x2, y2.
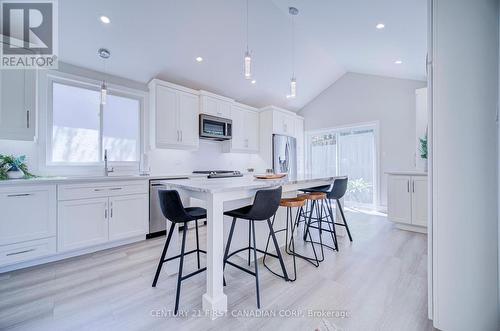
(254, 174, 287, 180)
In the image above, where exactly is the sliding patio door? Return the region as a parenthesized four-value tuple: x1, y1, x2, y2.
(306, 123, 378, 208)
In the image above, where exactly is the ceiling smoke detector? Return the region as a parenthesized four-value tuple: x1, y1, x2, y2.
(289, 7, 299, 16)
(98, 48, 111, 59)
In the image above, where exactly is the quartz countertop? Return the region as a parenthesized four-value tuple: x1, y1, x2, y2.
(385, 171, 428, 176)
(160, 174, 339, 193)
(0, 173, 207, 186)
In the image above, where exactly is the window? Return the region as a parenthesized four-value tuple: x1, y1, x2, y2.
(306, 123, 378, 208)
(50, 81, 141, 164)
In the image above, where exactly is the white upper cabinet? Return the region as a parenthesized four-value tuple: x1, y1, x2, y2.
(273, 110, 296, 136)
(149, 79, 199, 150)
(223, 103, 259, 153)
(0, 69, 36, 141)
(199, 91, 232, 118)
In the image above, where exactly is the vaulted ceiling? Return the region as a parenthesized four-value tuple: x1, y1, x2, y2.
(58, 0, 427, 111)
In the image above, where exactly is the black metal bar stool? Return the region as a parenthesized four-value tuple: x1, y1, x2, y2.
(299, 192, 338, 252)
(222, 186, 288, 309)
(152, 190, 207, 315)
(301, 177, 352, 247)
(263, 195, 321, 282)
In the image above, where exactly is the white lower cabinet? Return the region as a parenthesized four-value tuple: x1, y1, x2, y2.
(0, 185, 56, 246)
(108, 194, 148, 241)
(387, 174, 428, 230)
(57, 181, 148, 253)
(58, 197, 109, 252)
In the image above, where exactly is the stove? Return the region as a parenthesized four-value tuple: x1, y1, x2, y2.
(193, 170, 243, 179)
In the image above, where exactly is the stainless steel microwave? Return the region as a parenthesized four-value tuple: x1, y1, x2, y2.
(199, 114, 232, 141)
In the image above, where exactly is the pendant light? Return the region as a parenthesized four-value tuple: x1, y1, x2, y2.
(98, 48, 110, 105)
(243, 0, 252, 79)
(289, 7, 298, 98)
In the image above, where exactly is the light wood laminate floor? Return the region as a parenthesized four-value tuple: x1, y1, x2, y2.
(0, 209, 434, 331)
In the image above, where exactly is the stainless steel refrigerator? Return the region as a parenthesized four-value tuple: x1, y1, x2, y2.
(272, 134, 297, 178)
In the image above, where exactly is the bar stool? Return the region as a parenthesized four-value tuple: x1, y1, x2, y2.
(152, 190, 207, 315)
(263, 195, 321, 282)
(223, 187, 288, 309)
(301, 177, 352, 246)
(299, 192, 339, 252)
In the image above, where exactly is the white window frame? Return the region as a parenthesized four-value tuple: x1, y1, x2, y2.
(305, 121, 380, 208)
(38, 70, 146, 175)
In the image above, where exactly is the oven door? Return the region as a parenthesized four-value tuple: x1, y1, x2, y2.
(199, 114, 232, 140)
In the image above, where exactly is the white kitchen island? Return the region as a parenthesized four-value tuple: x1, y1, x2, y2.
(162, 174, 338, 318)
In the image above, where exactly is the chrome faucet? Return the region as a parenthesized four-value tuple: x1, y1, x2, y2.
(104, 149, 114, 176)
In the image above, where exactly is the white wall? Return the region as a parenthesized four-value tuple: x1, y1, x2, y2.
(299, 72, 426, 207)
(148, 140, 266, 175)
(0, 62, 266, 176)
(430, 0, 499, 329)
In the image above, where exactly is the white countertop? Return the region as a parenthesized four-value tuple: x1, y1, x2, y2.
(385, 171, 428, 176)
(160, 174, 339, 193)
(0, 173, 207, 186)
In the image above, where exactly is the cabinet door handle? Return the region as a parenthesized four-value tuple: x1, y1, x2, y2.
(412, 181, 415, 193)
(407, 180, 410, 193)
(26, 110, 30, 128)
(105, 208, 108, 219)
(7, 193, 32, 197)
(110, 202, 113, 218)
(7, 248, 35, 256)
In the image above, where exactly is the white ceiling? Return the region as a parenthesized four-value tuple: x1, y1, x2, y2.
(58, 0, 427, 111)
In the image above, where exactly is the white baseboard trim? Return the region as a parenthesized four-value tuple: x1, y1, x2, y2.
(395, 223, 427, 234)
(0, 235, 146, 274)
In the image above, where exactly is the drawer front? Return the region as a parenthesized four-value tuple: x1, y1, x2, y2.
(0, 237, 56, 267)
(58, 180, 148, 201)
(0, 185, 56, 245)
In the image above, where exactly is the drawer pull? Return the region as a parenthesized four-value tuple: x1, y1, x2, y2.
(94, 188, 107, 192)
(7, 248, 35, 256)
(109, 187, 123, 191)
(7, 193, 33, 197)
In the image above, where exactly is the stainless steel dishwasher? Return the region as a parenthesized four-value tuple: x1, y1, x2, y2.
(148, 178, 187, 239)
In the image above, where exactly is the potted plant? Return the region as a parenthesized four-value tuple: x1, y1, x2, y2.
(419, 134, 428, 172)
(0, 155, 34, 180)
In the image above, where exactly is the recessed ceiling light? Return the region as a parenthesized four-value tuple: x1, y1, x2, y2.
(251, 80, 256, 84)
(376, 23, 385, 29)
(195, 57, 203, 62)
(394, 60, 403, 64)
(100, 16, 111, 24)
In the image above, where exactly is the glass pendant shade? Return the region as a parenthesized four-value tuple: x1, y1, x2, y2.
(244, 51, 252, 79)
(290, 77, 297, 98)
(100, 81, 107, 105)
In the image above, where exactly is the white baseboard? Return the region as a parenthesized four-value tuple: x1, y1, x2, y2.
(0, 235, 146, 273)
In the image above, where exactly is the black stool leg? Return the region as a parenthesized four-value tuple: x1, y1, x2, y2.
(223, 218, 237, 286)
(247, 221, 252, 266)
(337, 199, 352, 242)
(174, 225, 188, 315)
(303, 200, 316, 241)
(251, 220, 261, 309)
(195, 220, 201, 269)
(266, 218, 289, 281)
(152, 224, 176, 287)
(326, 201, 339, 250)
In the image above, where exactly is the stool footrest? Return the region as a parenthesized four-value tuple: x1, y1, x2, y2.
(163, 249, 206, 263)
(180, 267, 207, 281)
